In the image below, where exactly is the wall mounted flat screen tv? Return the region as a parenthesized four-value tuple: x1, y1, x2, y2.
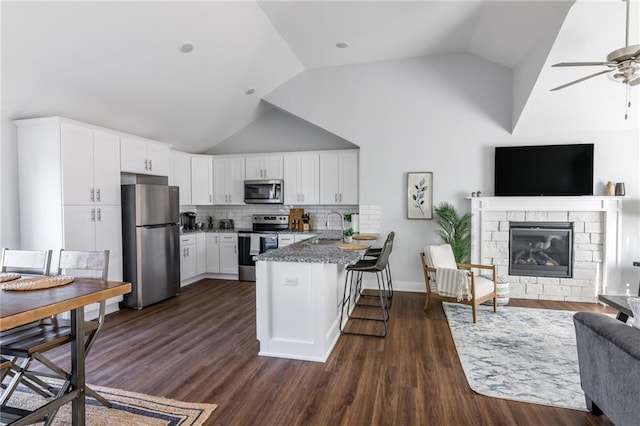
(494, 143, 594, 196)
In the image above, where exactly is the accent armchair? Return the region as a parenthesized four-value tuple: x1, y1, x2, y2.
(420, 244, 497, 323)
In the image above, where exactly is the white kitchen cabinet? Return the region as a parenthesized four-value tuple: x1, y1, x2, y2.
(319, 151, 358, 205)
(213, 156, 245, 205)
(62, 204, 123, 280)
(180, 234, 197, 281)
(121, 136, 170, 176)
(295, 234, 316, 243)
(219, 233, 239, 274)
(278, 233, 295, 247)
(283, 153, 319, 205)
(196, 233, 206, 275)
(191, 154, 213, 205)
(245, 154, 283, 180)
(170, 151, 192, 205)
(15, 117, 123, 285)
(206, 232, 221, 273)
(61, 122, 121, 206)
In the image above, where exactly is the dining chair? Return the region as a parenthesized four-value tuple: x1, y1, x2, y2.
(0, 249, 110, 423)
(1, 248, 54, 402)
(1, 247, 52, 275)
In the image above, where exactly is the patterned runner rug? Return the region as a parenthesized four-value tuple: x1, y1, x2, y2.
(1, 381, 217, 425)
(443, 302, 588, 411)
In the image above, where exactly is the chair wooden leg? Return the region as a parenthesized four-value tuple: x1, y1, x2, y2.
(472, 304, 477, 323)
(493, 295, 497, 312)
(424, 292, 430, 311)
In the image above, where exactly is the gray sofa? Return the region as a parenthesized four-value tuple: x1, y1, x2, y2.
(573, 312, 640, 426)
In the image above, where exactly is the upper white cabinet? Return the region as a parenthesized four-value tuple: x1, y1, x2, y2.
(213, 156, 245, 205)
(283, 153, 319, 205)
(121, 136, 170, 176)
(245, 154, 283, 180)
(191, 154, 213, 205)
(170, 150, 192, 205)
(61, 122, 121, 206)
(319, 151, 358, 205)
(14, 117, 123, 282)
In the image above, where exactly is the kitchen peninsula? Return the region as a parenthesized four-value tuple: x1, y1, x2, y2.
(255, 234, 373, 362)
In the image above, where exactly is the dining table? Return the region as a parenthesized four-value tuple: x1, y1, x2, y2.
(0, 277, 131, 425)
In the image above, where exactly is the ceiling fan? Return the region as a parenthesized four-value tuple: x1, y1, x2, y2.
(551, 0, 639, 118)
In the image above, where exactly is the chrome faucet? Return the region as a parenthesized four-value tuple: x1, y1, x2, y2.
(325, 210, 345, 238)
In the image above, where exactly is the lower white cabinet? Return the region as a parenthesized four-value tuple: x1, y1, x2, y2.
(279, 233, 316, 247)
(206, 233, 221, 273)
(180, 234, 197, 281)
(196, 233, 206, 275)
(219, 233, 239, 274)
(206, 232, 238, 274)
(278, 234, 295, 247)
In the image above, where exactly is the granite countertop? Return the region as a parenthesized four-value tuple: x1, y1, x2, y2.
(257, 232, 381, 264)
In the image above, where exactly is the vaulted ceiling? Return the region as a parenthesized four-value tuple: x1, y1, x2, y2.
(2, 1, 637, 153)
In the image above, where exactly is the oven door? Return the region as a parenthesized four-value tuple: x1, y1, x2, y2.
(244, 180, 283, 204)
(238, 233, 278, 282)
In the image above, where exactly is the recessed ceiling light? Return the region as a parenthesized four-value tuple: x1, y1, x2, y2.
(245, 87, 256, 95)
(179, 42, 194, 53)
(335, 41, 350, 49)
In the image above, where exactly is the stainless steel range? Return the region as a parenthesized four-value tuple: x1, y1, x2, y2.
(238, 215, 289, 281)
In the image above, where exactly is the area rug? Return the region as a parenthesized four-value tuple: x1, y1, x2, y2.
(442, 302, 588, 411)
(1, 381, 217, 425)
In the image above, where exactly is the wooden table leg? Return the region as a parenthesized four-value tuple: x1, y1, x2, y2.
(70, 307, 86, 425)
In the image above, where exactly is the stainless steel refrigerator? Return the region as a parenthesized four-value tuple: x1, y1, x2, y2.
(121, 184, 180, 309)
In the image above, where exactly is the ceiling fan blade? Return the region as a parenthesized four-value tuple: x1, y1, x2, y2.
(552, 61, 616, 67)
(630, 76, 640, 87)
(550, 69, 611, 91)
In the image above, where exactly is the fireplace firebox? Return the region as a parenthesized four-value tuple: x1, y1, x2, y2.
(509, 222, 573, 278)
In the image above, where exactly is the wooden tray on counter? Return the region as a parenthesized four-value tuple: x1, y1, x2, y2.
(353, 235, 376, 241)
(338, 244, 369, 250)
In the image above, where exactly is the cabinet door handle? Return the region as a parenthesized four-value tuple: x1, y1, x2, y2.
(234, 245, 237, 254)
(96, 189, 101, 202)
(301, 194, 304, 202)
(90, 188, 95, 202)
(339, 193, 343, 202)
(209, 194, 212, 203)
(144, 159, 149, 171)
(149, 159, 153, 171)
(90, 208, 96, 222)
(334, 193, 338, 202)
(97, 208, 101, 222)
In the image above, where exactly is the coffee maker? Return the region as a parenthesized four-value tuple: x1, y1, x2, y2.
(180, 212, 196, 230)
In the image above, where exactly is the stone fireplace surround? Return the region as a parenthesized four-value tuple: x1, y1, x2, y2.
(470, 197, 623, 302)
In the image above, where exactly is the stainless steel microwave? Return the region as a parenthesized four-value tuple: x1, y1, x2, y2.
(244, 179, 284, 204)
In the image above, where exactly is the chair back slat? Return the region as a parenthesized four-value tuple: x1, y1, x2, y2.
(1, 248, 52, 275)
(57, 250, 109, 280)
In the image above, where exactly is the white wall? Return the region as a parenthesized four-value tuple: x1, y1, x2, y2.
(1, 118, 20, 249)
(264, 53, 640, 294)
(206, 105, 358, 155)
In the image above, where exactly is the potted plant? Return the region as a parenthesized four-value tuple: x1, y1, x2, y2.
(433, 202, 471, 263)
(343, 227, 354, 243)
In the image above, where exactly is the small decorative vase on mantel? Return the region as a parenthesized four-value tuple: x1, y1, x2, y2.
(605, 181, 616, 196)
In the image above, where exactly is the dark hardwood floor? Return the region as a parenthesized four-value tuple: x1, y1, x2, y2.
(45, 279, 616, 425)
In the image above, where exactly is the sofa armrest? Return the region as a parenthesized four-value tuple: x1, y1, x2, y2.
(573, 312, 640, 426)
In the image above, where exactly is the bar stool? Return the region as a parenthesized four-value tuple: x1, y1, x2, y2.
(340, 238, 392, 338)
(357, 232, 395, 308)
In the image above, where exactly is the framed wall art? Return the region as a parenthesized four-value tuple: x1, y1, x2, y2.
(407, 172, 433, 219)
